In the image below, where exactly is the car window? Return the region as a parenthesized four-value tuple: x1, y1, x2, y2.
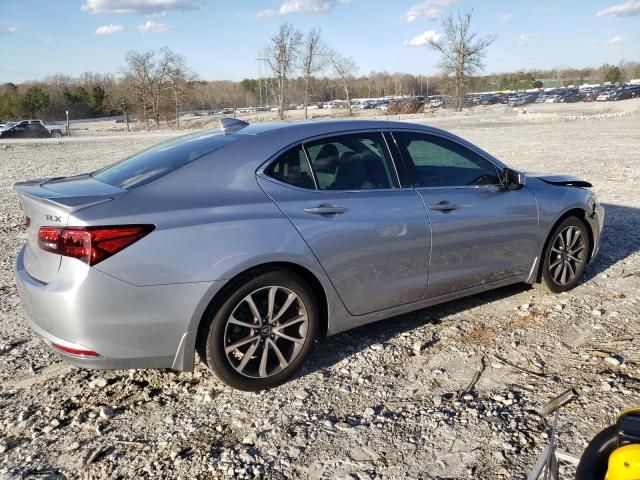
(92, 131, 243, 189)
(393, 132, 501, 187)
(265, 146, 315, 189)
(303, 132, 398, 190)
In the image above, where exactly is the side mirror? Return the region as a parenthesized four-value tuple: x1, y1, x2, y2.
(503, 168, 524, 190)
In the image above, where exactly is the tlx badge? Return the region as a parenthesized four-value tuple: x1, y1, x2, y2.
(45, 214, 62, 222)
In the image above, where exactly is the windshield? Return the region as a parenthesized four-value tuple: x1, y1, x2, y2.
(92, 130, 244, 189)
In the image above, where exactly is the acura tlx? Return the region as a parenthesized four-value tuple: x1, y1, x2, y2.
(14, 119, 604, 390)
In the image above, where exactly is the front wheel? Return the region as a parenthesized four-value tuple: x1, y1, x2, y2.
(535, 216, 590, 293)
(198, 270, 319, 391)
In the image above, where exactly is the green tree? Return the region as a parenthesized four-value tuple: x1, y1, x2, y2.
(603, 64, 621, 84)
(0, 83, 19, 119)
(89, 85, 106, 114)
(18, 86, 50, 118)
(240, 78, 259, 96)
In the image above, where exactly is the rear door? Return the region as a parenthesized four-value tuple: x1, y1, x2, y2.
(258, 131, 431, 316)
(391, 130, 539, 298)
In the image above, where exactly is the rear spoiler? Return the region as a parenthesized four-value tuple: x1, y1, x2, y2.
(14, 178, 117, 212)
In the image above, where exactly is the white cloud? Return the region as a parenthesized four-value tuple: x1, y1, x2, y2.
(401, 0, 458, 22)
(606, 35, 624, 44)
(517, 33, 537, 46)
(95, 24, 125, 35)
(498, 12, 513, 22)
(44, 38, 54, 44)
(0, 24, 19, 35)
(404, 30, 442, 47)
(137, 20, 174, 33)
(257, 0, 350, 19)
(533, 4, 560, 13)
(596, 1, 640, 17)
(81, 0, 198, 16)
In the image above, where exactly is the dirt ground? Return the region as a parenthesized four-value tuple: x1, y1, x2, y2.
(0, 100, 639, 479)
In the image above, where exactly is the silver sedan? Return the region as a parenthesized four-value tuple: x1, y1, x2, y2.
(14, 119, 604, 390)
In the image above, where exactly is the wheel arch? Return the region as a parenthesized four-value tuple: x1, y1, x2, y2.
(191, 261, 330, 370)
(534, 207, 594, 283)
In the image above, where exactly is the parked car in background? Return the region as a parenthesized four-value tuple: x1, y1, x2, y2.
(613, 90, 632, 101)
(429, 97, 443, 108)
(508, 94, 527, 106)
(596, 91, 615, 102)
(14, 118, 604, 391)
(560, 93, 584, 103)
(480, 95, 500, 105)
(0, 120, 64, 139)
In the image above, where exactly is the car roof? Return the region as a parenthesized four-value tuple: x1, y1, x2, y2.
(237, 118, 439, 138)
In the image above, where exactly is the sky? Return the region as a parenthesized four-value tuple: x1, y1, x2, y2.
(0, 0, 639, 83)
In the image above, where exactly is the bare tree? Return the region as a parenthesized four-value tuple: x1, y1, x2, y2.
(328, 50, 359, 116)
(300, 28, 326, 119)
(124, 50, 154, 129)
(262, 23, 302, 120)
(428, 10, 495, 111)
(106, 76, 134, 131)
(164, 50, 198, 127)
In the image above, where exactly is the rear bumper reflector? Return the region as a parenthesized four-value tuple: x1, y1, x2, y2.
(51, 342, 100, 357)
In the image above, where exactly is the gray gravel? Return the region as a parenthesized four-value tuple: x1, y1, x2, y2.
(0, 101, 639, 479)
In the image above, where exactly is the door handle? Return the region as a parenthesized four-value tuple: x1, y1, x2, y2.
(428, 201, 459, 212)
(303, 204, 347, 216)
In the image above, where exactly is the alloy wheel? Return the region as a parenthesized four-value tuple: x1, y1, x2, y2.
(223, 286, 309, 378)
(549, 225, 587, 286)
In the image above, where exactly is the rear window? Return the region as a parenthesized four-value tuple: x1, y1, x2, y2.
(92, 131, 243, 189)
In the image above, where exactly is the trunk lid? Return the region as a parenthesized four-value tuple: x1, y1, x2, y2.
(15, 175, 125, 283)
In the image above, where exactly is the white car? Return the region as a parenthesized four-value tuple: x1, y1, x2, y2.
(596, 92, 615, 102)
(544, 95, 560, 103)
(429, 98, 443, 108)
(508, 95, 526, 106)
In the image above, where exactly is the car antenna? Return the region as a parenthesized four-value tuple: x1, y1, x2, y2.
(220, 118, 249, 133)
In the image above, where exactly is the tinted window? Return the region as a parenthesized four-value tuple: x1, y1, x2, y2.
(304, 132, 398, 190)
(265, 146, 315, 189)
(394, 132, 501, 187)
(92, 131, 242, 189)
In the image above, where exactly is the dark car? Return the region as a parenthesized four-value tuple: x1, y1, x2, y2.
(561, 93, 584, 103)
(0, 120, 64, 139)
(480, 95, 500, 105)
(613, 90, 632, 101)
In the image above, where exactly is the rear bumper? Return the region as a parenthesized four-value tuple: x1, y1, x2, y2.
(15, 245, 214, 371)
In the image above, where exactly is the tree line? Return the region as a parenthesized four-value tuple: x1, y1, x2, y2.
(1, 16, 638, 125)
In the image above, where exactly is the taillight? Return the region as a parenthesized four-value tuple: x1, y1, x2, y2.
(38, 225, 154, 266)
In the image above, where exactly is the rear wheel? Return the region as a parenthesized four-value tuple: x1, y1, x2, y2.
(198, 270, 319, 391)
(535, 216, 590, 293)
(51, 131, 63, 139)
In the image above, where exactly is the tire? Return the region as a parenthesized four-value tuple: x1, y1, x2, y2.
(575, 424, 617, 480)
(197, 269, 319, 391)
(51, 131, 62, 139)
(535, 216, 590, 293)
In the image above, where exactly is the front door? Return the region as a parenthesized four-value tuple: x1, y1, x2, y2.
(392, 130, 539, 298)
(258, 131, 431, 316)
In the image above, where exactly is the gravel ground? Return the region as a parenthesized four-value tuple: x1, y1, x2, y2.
(0, 101, 639, 479)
